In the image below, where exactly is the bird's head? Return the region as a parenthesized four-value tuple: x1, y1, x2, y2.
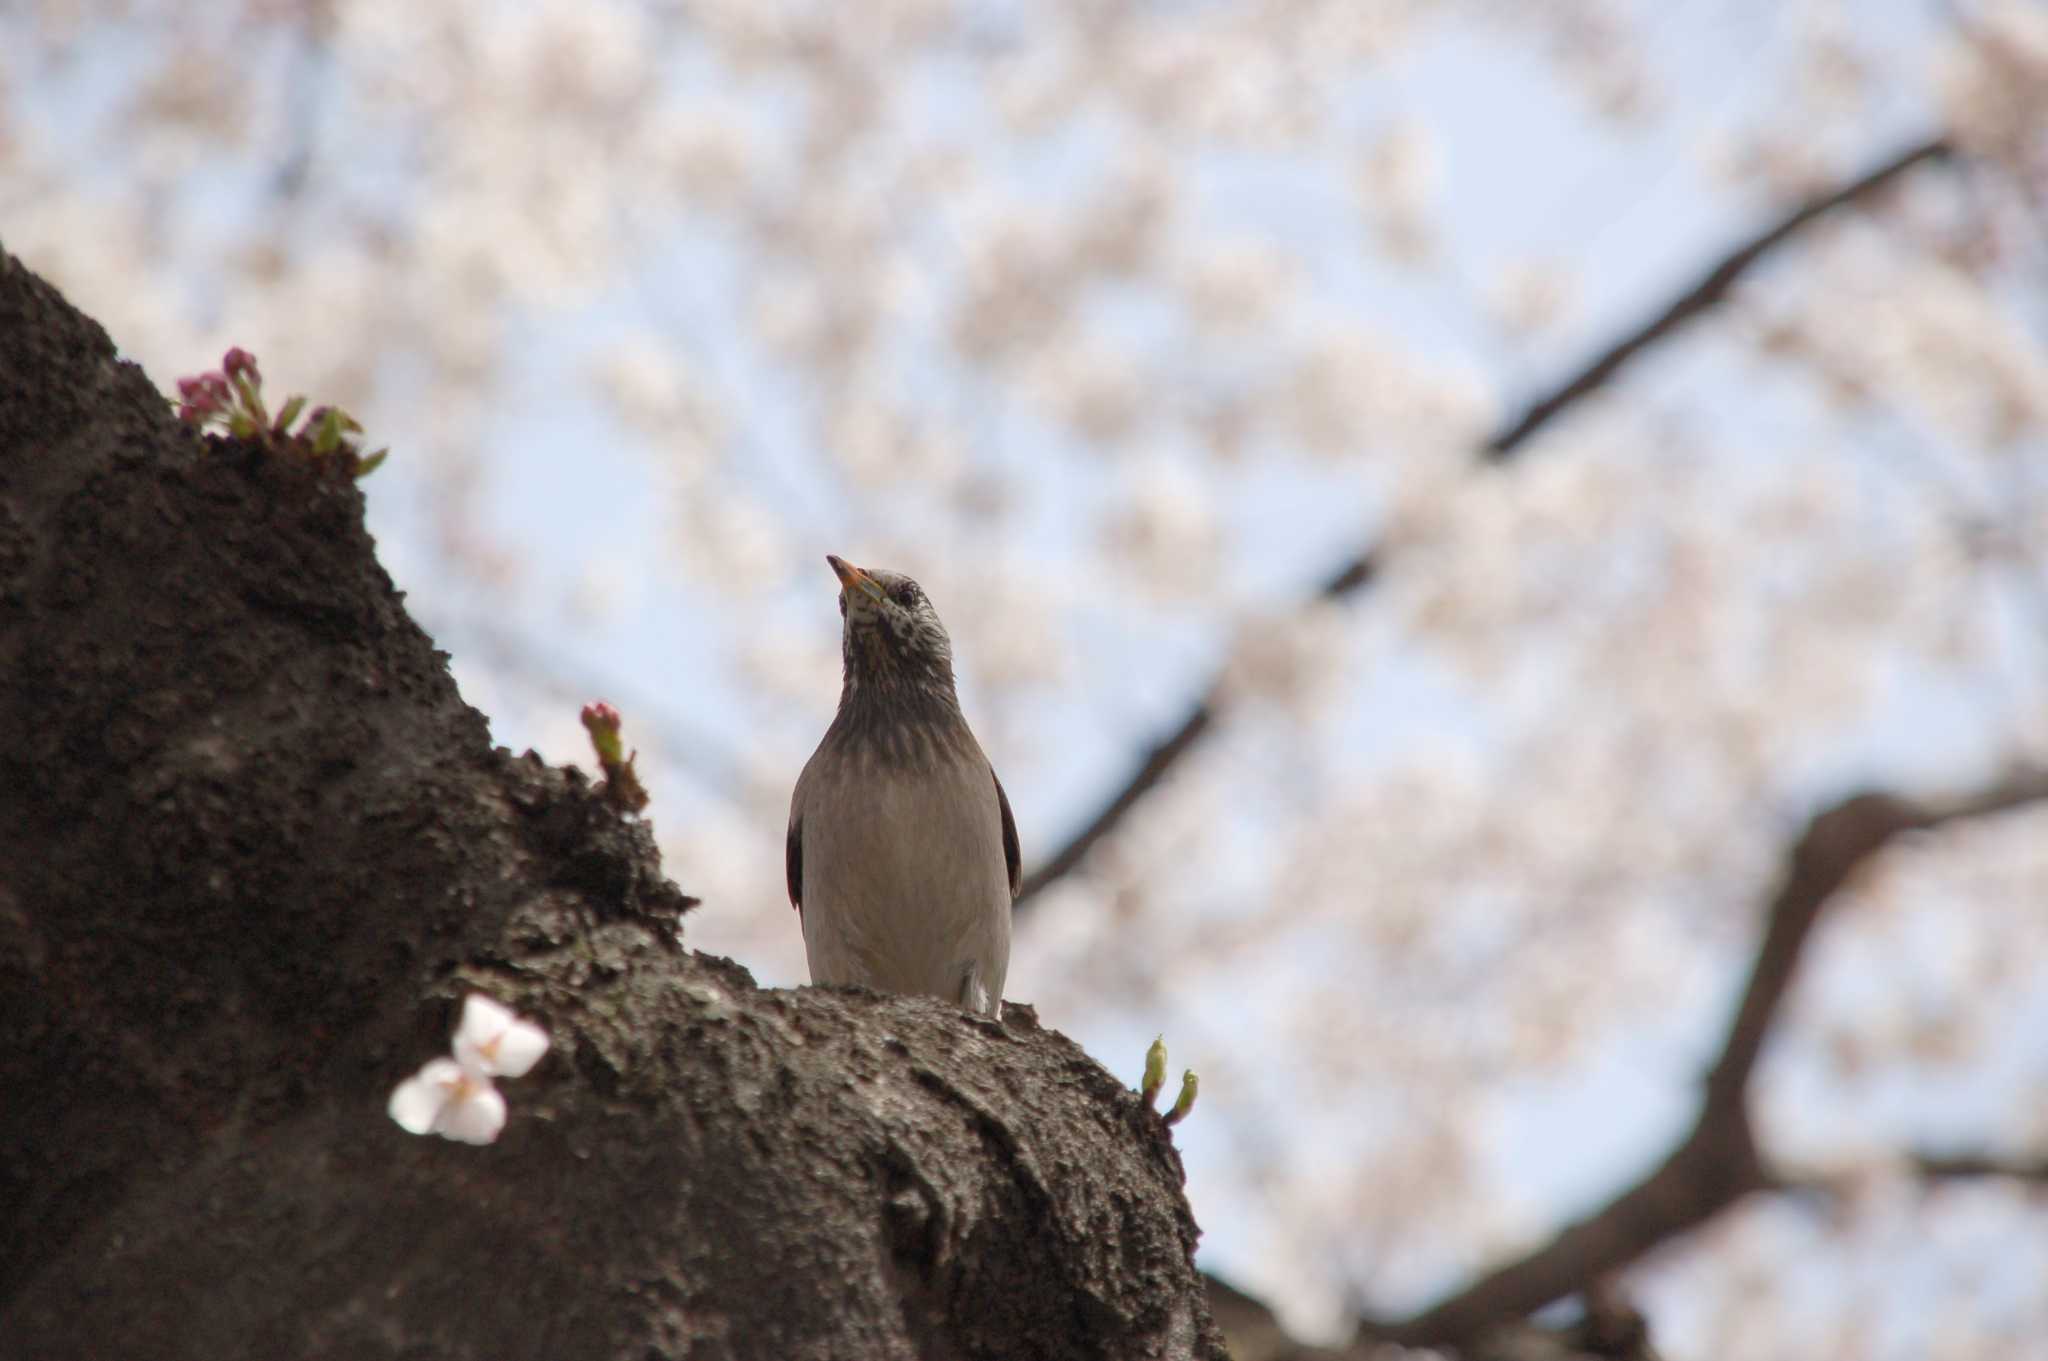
(827, 554, 957, 700)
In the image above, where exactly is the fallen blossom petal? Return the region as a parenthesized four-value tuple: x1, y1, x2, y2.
(436, 1080, 508, 1145)
(487, 1016, 551, 1077)
(453, 992, 551, 1078)
(389, 1056, 469, 1133)
(388, 1056, 508, 1144)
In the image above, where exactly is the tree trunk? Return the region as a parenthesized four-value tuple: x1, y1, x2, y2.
(0, 251, 1222, 1361)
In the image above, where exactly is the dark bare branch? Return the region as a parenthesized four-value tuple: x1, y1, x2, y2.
(1362, 1101, 1767, 1351)
(1774, 1147, 2048, 1198)
(1014, 552, 1388, 903)
(1701, 793, 1923, 1111)
(1207, 1270, 1664, 1361)
(1355, 769, 2048, 1352)
(1485, 136, 1951, 458)
(1015, 135, 1952, 911)
(1908, 1150, 2048, 1185)
(1015, 701, 1214, 902)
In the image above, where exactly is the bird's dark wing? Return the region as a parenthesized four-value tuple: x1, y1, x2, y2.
(993, 770, 1021, 899)
(786, 811, 803, 918)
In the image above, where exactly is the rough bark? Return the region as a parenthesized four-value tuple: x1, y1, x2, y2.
(0, 252, 1222, 1361)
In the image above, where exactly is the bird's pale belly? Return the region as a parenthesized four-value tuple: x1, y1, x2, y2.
(799, 763, 1011, 1013)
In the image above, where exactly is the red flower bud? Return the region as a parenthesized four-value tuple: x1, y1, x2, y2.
(175, 372, 231, 417)
(222, 347, 260, 383)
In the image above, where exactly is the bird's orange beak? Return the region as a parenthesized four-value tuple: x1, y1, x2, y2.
(827, 554, 886, 605)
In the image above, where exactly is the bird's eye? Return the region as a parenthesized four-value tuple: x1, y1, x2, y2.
(891, 583, 919, 607)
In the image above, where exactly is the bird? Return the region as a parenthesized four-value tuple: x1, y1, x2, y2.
(787, 555, 1019, 1018)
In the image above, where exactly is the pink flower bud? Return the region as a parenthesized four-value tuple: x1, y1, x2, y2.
(222, 347, 260, 383)
(175, 372, 231, 417)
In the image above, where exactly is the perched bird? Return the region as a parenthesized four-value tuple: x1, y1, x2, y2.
(788, 555, 1019, 1017)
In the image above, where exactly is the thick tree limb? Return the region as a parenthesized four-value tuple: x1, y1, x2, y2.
(1355, 772, 2048, 1352)
(1016, 134, 1952, 911)
(0, 254, 1223, 1361)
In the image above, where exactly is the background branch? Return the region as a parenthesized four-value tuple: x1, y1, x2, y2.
(1016, 134, 1953, 912)
(1349, 769, 2048, 1352)
(1481, 137, 1951, 458)
(1770, 1149, 2048, 1199)
(1907, 1151, 2048, 1185)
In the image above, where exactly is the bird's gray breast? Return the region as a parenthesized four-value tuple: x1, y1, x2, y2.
(796, 736, 1012, 1009)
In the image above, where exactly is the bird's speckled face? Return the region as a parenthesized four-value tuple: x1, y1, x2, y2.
(828, 555, 955, 694)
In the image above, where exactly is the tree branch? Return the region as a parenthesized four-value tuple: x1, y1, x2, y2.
(1016, 702, 1216, 901)
(1355, 769, 2048, 1352)
(1014, 553, 1388, 903)
(1908, 1150, 2048, 1185)
(1772, 1148, 2048, 1199)
(1015, 134, 1952, 912)
(0, 253, 1225, 1361)
(1484, 136, 1950, 458)
(1206, 1271, 1662, 1361)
